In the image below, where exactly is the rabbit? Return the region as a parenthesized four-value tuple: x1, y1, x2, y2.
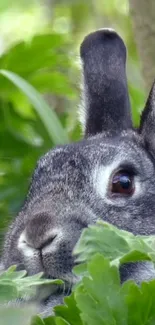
(1, 28, 155, 316)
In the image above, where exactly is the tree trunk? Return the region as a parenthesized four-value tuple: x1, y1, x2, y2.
(129, 0, 155, 91)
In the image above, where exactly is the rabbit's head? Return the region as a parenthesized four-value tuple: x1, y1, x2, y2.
(1, 29, 155, 312)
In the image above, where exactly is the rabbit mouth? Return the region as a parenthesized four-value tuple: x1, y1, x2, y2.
(46, 272, 79, 293)
(37, 274, 78, 306)
(16, 262, 78, 302)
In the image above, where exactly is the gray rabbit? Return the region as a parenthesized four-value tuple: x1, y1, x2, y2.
(1, 28, 155, 316)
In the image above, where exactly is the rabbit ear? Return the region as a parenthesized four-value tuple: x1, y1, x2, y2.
(80, 28, 132, 137)
(139, 81, 155, 154)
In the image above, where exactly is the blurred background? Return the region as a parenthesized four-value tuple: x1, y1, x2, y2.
(0, 0, 154, 246)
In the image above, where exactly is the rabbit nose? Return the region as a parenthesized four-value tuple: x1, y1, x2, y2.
(37, 234, 57, 250)
(18, 213, 58, 251)
(19, 233, 57, 250)
(18, 231, 57, 251)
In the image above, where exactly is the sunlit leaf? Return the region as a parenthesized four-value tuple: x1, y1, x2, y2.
(0, 69, 69, 145)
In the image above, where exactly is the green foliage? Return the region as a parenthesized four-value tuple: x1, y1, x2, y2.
(73, 221, 155, 269)
(37, 222, 155, 325)
(0, 69, 69, 145)
(0, 265, 62, 302)
(1, 221, 155, 325)
(0, 31, 79, 237)
(0, 306, 36, 325)
(0, 0, 35, 12)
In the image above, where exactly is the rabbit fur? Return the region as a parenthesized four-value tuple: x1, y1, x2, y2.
(1, 28, 155, 316)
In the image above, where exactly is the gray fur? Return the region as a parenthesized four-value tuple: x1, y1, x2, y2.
(1, 28, 155, 315)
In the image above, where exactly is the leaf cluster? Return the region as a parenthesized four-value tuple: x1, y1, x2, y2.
(1, 221, 155, 325)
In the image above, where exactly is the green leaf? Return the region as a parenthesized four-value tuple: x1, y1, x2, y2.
(120, 250, 152, 264)
(0, 305, 36, 325)
(30, 72, 76, 98)
(0, 34, 70, 77)
(0, 69, 69, 145)
(0, 269, 27, 280)
(75, 254, 127, 325)
(2, 265, 17, 274)
(31, 315, 45, 325)
(55, 318, 70, 325)
(54, 293, 82, 325)
(73, 220, 155, 269)
(73, 221, 130, 264)
(44, 317, 69, 325)
(0, 282, 18, 302)
(121, 280, 155, 324)
(0, 266, 63, 303)
(73, 262, 88, 277)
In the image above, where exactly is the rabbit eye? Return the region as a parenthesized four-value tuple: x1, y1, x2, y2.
(111, 171, 134, 195)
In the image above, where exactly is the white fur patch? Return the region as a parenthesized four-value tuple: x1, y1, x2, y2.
(92, 161, 119, 200)
(78, 102, 86, 134)
(78, 71, 86, 134)
(18, 232, 35, 258)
